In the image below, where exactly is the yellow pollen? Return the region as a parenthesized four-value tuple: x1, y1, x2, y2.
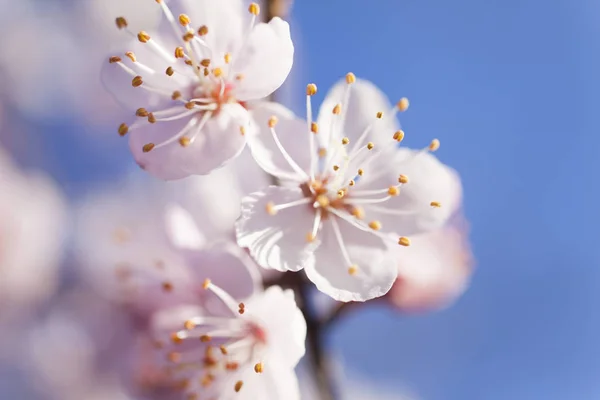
(398, 237, 411, 247)
(185, 60, 193, 67)
(131, 76, 143, 87)
(346, 72, 356, 84)
(137, 31, 150, 43)
(136, 108, 148, 117)
(200, 335, 211, 342)
(333, 165, 339, 171)
(109, 56, 121, 63)
(184, 320, 195, 330)
(306, 83, 317, 96)
(147, 113, 156, 123)
(254, 363, 264, 373)
(316, 195, 330, 208)
(213, 67, 223, 77)
(220, 345, 228, 355)
(183, 31, 194, 42)
(337, 189, 346, 198)
(429, 139, 440, 151)
(202, 279, 211, 289)
(311, 122, 319, 133)
(349, 180, 355, 186)
(268, 116, 278, 128)
(179, 137, 191, 147)
(198, 25, 209, 36)
(118, 123, 128, 137)
(171, 332, 184, 344)
(248, 2, 260, 14)
(266, 202, 277, 215)
(306, 232, 316, 243)
(341, 137, 350, 145)
(367, 142, 374, 150)
(430, 201, 442, 208)
(388, 186, 400, 196)
(172, 90, 182, 100)
(318, 147, 327, 158)
(348, 265, 358, 275)
(397, 97, 410, 112)
(224, 53, 232, 64)
(368, 220, 382, 230)
(125, 51, 136, 62)
(165, 66, 174, 76)
(376, 111, 383, 119)
(234, 381, 244, 393)
(235, 73, 245, 81)
(203, 68, 209, 76)
(357, 168, 364, 176)
(238, 302, 245, 314)
(393, 130, 405, 142)
(240, 126, 246, 136)
(333, 104, 342, 114)
(115, 17, 128, 29)
(398, 174, 409, 184)
(178, 13, 190, 26)
(185, 101, 195, 110)
(162, 281, 173, 291)
(142, 143, 155, 153)
(351, 206, 364, 219)
(200, 58, 211, 67)
(174, 47, 185, 58)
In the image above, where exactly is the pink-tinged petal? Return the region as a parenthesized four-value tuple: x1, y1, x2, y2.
(164, 204, 206, 250)
(304, 218, 398, 302)
(233, 18, 294, 101)
(359, 148, 463, 236)
(236, 186, 317, 272)
(317, 78, 399, 147)
(388, 216, 474, 312)
(129, 104, 248, 180)
(246, 101, 311, 180)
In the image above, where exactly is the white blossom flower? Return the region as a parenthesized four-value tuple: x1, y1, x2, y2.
(103, 0, 294, 179)
(236, 75, 461, 301)
(151, 284, 305, 400)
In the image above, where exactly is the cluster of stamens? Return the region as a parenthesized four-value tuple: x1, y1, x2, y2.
(264, 74, 442, 276)
(111, 1, 262, 153)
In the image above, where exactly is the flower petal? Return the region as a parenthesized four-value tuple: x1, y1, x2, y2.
(234, 357, 301, 400)
(164, 203, 206, 250)
(316, 78, 399, 148)
(129, 103, 248, 180)
(304, 218, 398, 302)
(236, 186, 318, 272)
(358, 148, 463, 236)
(246, 101, 311, 181)
(233, 18, 294, 101)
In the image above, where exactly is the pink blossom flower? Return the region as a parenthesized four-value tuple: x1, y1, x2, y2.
(237, 75, 461, 302)
(102, 0, 294, 179)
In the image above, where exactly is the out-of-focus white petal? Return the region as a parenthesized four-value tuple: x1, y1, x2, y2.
(233, 18, 294, 101)
(164, 203, 206, 250)
(236, 186, 317, 272)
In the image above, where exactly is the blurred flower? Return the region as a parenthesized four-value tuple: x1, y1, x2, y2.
(237, 76, 460, 302)
(387, 215, 474, 312)
(103, 0, 294, 179)
(0, 148, 67, 323)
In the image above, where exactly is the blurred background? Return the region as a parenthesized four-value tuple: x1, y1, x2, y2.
(1, 0, 599, 399)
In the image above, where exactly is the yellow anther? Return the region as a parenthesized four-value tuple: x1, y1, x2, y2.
(234, 381, 244, 392)
(203, 68, 209, 76)
(182, 31, 194, 42)
(248, 2, 260, 15)
(306, 233, 316, 243)
(376, 111, 383, 119)
(398, 237, 411, 247)
(174, 47, 185, 58)
(266, 202, 277, 215)
(179, 137, 191, 147)
(162, 281, 173, 291)
(316, 195, 330, 208)
(184, 320, 195, 330)
(388, 186, 400, 196)
(224, 53, 232, 64)
(346, 72, 356, 84)
(178, 14, 190, 26)
(185, 101, 195, 110)
(357, 168, 364, 176)
(333, 104, 342, 115)
(165, 66, 174, 76)
(147, 113, 156, 123)
(142, 143, 155, 153)
(333, 165, 340, 171)
(397, 97, 410, 112)
(200, 335, 212, 342)
(198, 25, 209, 36)
(171, 332, 184, 344)
(239, 126, 246, 136)
(311, 122, 319, 133)
(368, 220, 382, 230)
(137, 31, 150, 43)
(131, 76, 143, 87)
(318, 148, 327, 158)
(109, 56, 122, 64)
(351, 206, 364, 219)
(254, 363, 264, 373)
(337, 189, 346, 198)
(235, 73, 245, 81)
(393, 130, 405, 142)
(185, 59, 193, 66)
(213, 67, 223, 77)
(398, 174, 409, 184)
(268, 116, 278, 128)
(348, 265, 358, 275)
(306, 83, 317, 96)
(238, 302, 245, 314)
(172, 90, 182, 100)
(136, 108, 149, 117)
(118, 123, 129, 137)
(430, 201, 442, 208)
(367, 142, 374, 150)
(429, 139, 440, 151)
(200, 58, 211, 67)
(115, 17, 128, 29)
(202, 279, 211, 289)
(219, 345, 228, 355)
(341, 137, 350, 145)
(349, 180, 355, 186)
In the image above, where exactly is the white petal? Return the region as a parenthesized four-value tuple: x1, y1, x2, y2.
(164, 203, 206, 249)
(246, 101, 311, 180)
(304, 218, 398, 302)
(317, 78, 399, 147)
(234, 357, 301, 400)
(236, 186, 318, 272)
(359, 148, 463, 236)
(233, 18, 294, 101)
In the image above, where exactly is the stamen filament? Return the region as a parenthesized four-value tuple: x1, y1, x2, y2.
(329, 217, 354, 268)
(204, 281, 242, 316)
(272, 197, 312, 212)
(270, 127, 309, 180)
(152, 115, 200, 150)
(345, 195, 392, 205)
(307, 94, 317, 180)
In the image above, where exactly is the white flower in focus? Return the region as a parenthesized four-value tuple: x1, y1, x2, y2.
(0, 148, 67, 322)
(103, 0, 294, 179)
(152, 285, 305, 400)
(237, 75, 461, 302)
